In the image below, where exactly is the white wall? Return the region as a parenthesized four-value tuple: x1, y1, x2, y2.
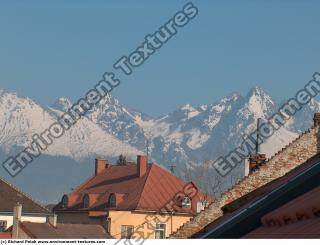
(0, 214, 47, 230)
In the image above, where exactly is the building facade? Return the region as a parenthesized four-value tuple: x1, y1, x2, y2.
(54, 155, 212, 239)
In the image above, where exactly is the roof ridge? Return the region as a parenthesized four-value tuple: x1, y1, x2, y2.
(223, 126, 315, 194)
(264, 126, 315, 164)
(0, 176, 50, 214)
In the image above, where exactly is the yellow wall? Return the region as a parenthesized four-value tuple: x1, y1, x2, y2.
(56, 210, 193, 239)
(108, 210, 192, 239)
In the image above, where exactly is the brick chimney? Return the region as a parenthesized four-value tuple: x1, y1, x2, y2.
(95, 159, 109, 176)
(314, 113, 320, 127)
(245, 153, 267, 175)
(12, 203, 22, 239)
(137, 155, 147, 177)
(244, 118, 267, 175)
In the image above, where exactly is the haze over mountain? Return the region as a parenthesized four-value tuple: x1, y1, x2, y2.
(0, 87, 319, 203)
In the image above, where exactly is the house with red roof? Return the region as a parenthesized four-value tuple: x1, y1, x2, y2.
(54, 155, 212, 239)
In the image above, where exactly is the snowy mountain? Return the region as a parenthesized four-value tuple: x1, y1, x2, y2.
(0, 90, 141, 160)
(0, 86, 318, 202)
(86, 94, 149, 150)
(139, 87, 298, 170)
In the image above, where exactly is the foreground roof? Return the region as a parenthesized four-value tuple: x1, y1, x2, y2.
(19, 222, 111, 239)
(244, 186, 320, 238)
(172, 124, 319, 238)
(0, 177, 50, 214)
(193, 151, 320, 238)
(55, 161, 212, 215)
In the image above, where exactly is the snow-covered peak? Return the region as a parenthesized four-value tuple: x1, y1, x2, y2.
(219, 92, 240, 103)
(51, 97, 73, 112)
(181, 103, 194, 111)
(244, 86, 275, 119)
(0, 91, 57, 149)
(180, 104, 201, 119)
(248, 85, 266, 95)
(1, 85, 317, 202)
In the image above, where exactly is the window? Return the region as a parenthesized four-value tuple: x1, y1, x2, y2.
(181, 197, 191, 208)
(83, 194, 90, 208)
(62, 195, 68, 208)
(155, 223, 166, 239)
(108, 193, 116, 208)
(0, 221, 7, 232)
(121, 225, 134, 239)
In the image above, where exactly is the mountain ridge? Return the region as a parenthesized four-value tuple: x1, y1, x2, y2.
(0, 86, 318, 202)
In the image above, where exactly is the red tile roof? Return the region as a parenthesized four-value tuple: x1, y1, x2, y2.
(0, 233, 11, 239)
(244, 218, 320, 238)
(19, 222, 111, 239)
(55, 158, 212, 214)
(244, 186, 320, 238)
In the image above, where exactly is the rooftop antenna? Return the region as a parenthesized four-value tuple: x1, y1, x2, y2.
(144, 128, 152, 160)
(256, 118, 261, 154)
(146, 139, 150, 159)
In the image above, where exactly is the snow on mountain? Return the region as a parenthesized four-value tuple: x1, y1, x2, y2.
(86, 94, 148, 150)
(51, 97, 73, 112)
(134, 86, 303, 176)
(0, 90, 55, 151)
(260, 127, 298, 157)
(245, 86, 275, 119)
(0, 86, 315, 166)
(46, 108, 142, 160)
(0, 90, 141, 160)
(1, 86, 319, 202)
(146, 88, 273, 159)
(289, 97, 320, 133)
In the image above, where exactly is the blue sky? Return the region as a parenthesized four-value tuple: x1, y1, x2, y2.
(0, 0, 320, 116)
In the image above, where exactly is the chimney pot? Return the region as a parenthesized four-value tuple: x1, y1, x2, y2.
(95, 159, 108, 176)
(12, 203, 22, 239)
(137, 155, 147, 177)
(314, 113, 320, 127)
(244, 158, 250, 176)
(48, 214, 57, 228)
